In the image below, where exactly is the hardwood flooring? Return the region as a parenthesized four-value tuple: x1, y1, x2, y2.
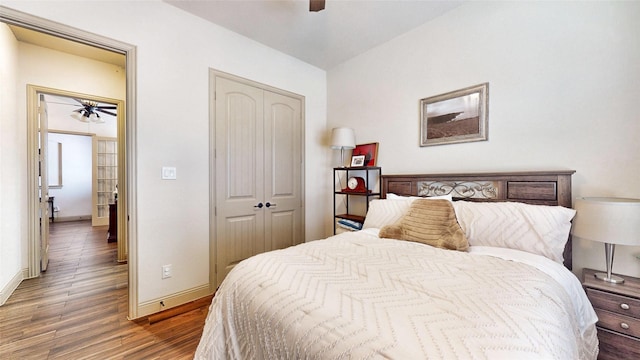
(0, 221, 210, 359)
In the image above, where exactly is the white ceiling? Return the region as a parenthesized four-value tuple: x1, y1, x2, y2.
(164, 0, 464, 70)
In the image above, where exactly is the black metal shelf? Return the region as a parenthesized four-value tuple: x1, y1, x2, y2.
(333, 167, 381, 234)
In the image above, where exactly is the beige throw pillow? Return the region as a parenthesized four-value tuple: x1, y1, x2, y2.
(380, 199, 469, 251)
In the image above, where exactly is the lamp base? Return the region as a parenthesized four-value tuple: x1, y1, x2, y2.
(594, 272, 625, 284)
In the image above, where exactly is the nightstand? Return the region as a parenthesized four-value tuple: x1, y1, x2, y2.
(582, 268, 640, 359)
(333, 166, 381, 234)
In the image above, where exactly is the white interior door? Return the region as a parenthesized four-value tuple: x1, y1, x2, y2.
(38, 94, 50, 271)
(215, 77, 265, 285)
(214, 75, 303, 286)
(263, 90, 303, 251)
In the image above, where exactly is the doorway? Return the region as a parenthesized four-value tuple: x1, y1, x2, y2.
(28, 89, 126, 264)
(41, 91, 121, 231)
(42, 92, 120, 223)
(1, 7, 140, 319)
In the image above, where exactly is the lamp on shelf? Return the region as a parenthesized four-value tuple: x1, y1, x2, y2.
(330, 127, 355, 167)
(572, 197, 640, 284)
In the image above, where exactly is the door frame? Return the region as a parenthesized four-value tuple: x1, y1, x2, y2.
(1, 7, 140, 319)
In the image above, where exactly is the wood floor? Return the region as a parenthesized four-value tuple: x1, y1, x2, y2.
(0, 220, 210, 359)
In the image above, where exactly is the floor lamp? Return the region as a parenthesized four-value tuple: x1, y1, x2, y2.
(330, 127, 355, 167)
(572, 197, 640, 284)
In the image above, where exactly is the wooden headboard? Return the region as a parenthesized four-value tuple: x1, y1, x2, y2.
(381, 170, 576, 269)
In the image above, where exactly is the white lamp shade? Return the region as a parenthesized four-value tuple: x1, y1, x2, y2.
(572, 197, 640, 246)
(330, 127, 355, 149)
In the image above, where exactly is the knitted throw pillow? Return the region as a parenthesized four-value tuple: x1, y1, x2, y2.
(379, 199, 468, 251)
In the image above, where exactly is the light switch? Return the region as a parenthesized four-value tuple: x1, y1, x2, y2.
(162, 166, 177, 180)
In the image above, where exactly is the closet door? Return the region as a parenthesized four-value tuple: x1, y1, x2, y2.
(215, 77, 265, 285)
(264, 91, 302, 251)
(214, 76, 303, 286)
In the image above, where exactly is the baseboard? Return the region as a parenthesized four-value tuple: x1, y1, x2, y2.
(0, 269, 24, 306)
(136, 284, 211, 319)
(54, 215, 92, 222)
(148, 294, 214, 324)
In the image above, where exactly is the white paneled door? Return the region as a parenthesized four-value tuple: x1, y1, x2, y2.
(38, 94, 50, 271)
(214, 75, 304, 286)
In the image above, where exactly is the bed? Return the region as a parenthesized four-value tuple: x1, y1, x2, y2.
(195, 171, 599, 359)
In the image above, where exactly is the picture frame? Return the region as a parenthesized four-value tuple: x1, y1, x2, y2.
(351, 142, 379, 167)
(420, 83, 488, 146)
(350, 155, 365, 167)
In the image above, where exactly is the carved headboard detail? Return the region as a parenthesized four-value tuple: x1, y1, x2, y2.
(381, 170, 576, 268)
(417, 181, 498, 199)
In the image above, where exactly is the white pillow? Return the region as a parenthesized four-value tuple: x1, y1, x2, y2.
(452, 201, 576, 263)
(386, 193, 421, 200)
(386, 193, 452, 201)
(362, 194, 453, 229)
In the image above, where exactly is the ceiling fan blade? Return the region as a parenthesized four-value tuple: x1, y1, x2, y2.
(96, 108, 117, 116)
(97, 105, 117, 110)
(310, 0, 325, 12)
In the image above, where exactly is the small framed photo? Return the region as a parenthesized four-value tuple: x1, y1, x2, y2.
(350, 155, 365, 167)
(351, 142, 379, 166)
(420, 83, 489, 146)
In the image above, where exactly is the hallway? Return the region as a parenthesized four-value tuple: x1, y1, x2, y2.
(0, 221, 209, 359)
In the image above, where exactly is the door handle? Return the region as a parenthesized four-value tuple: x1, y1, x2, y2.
(254, 203, 263, 209)
(265, 202, 276, 208)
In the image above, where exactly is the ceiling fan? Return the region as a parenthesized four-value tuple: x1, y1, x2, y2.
(70, 98, 117, 123)
(310, 0, 325, 12)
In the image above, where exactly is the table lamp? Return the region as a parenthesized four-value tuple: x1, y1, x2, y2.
(572, 197, 640, 284)
(330, 127, 355, 167)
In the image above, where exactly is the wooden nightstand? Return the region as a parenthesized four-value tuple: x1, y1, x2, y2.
(582, 268, 640, 359)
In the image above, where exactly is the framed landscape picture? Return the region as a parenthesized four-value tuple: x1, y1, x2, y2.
(420, 83, 489, 146)
(350, 155, 365, 167)
(351, 142, 378, 167)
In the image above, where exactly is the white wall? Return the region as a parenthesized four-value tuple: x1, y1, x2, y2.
(18, 42, 126, 105)
(48, 133, 93, 219)
(1, 0, 327, 315)
(327, 1, 640, 277)
(0, 22, 23, 305)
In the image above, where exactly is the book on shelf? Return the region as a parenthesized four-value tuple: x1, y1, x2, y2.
(337, 218, 363, 231)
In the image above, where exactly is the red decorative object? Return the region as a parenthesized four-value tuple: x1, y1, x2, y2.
(351, 142, 378, 167)
(342, 177, 368, 193)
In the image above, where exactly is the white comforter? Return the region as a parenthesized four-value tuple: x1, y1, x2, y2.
(195, 229, 598, 359)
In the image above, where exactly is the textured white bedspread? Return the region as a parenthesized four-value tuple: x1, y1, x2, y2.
(195, 230, 598, 359)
